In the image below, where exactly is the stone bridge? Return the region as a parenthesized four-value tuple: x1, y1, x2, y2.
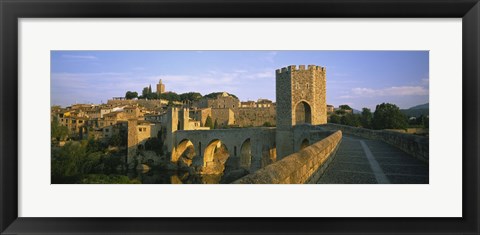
(234, 124, 429, 184)
(171, 125, 337, 174)
(172, 127, 276, 172)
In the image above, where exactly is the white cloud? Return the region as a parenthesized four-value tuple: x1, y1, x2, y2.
(51, 67, 278, 106)
(244, 70, 274, 80)
(262, 51, 277, 63)
(339, 86, 428, 99)
(421, 78, 429, 85)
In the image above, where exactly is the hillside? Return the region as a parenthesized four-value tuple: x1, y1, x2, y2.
(408, 103, 429, 110)
(401, 103, 429, 117)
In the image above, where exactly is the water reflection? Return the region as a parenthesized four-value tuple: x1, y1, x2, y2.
(128, 168, 223, 184)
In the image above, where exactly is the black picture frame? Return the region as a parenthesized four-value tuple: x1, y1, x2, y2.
(1, 0, 479, 234)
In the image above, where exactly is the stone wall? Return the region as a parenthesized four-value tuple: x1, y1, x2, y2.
(196, 95, 240, 109)
(233, 130, 342, 184)
(127, 120, 138, 164)
(191, 108, 212, 127)
(107, 99, 181, 110)
(236, 107, 276, 127)
(321, 124, 428, 163)
(211, 108, 235, 127)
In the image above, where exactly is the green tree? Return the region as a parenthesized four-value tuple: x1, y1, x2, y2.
(329, 114, 341, 124)
(148, 84, 152, 94)
(146, 92, 159, 100)
(179, 92, 203, 102)
(335, 109, 346, 115)
(410, 114, 429, 128)
(125, 91, 138, 100)
(339, 104, 353, 110)
(204, 92, 239, 100)
(145, 137, 163, 155)
(360, 107, 373, 128)
(86, 137, 105, 153)
(142, 87, 149, 97)
(108, 133, 127, 147)
(204, 115, 214, 129)
(159, 92, 181, 102)
(341, 113, 361, 127)
(51, 116, 69, 141)
(422, 115, 429, 128)
(52, 141, 86, 179)
(372, 103, 408, 130)
(213, 119, 219, 129)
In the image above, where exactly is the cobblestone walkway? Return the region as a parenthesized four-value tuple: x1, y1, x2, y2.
(317, 135, 429, 184)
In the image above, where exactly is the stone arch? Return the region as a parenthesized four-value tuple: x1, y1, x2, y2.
(203, 139, 229, 167)
(239, 138, 252, 169)
(172, 139, 195, 162)
(300, 138, 310, 150)
(295, 101, 312, 125)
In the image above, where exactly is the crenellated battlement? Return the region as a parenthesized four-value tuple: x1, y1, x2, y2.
(276, 65, 326, 74)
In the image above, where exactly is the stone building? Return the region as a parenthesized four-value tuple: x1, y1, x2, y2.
(275, 65, 327, 159)
(196, 92, 240, 109)
(190, 108, 212, 127)
(256, 99, 273, 108)
(211, 108, 235, 127)
(327, 105, 334, 113)
(156, 79, 165, 95)
(240, 101, 256, 108)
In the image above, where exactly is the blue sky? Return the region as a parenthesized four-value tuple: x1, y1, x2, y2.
(51, 51, 428, 110)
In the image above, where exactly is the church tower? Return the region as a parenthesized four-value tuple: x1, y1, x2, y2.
(156, 79, 165, 95)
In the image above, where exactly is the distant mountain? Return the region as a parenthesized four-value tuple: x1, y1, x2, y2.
(408, 103, 429, 110)
(352, 109, 361, 114)
(401, 103, 429, 117)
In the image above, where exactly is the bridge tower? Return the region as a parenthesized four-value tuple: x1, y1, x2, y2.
(165, 107, 192, 162)
(275, 65, 327, 159)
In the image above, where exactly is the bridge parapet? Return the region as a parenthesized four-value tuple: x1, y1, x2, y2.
(233, 130, 342, 184)
(320, 124, 428, 163)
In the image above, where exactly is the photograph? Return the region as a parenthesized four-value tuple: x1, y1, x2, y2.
(2, 0, 478, 233)
(50, 50, 429, 184)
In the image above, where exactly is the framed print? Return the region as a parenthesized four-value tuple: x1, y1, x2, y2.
(1, 0, 479, 234)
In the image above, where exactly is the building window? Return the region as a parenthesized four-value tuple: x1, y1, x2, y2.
(139, 128, 142, 132)
(105, 129, 109, 132)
